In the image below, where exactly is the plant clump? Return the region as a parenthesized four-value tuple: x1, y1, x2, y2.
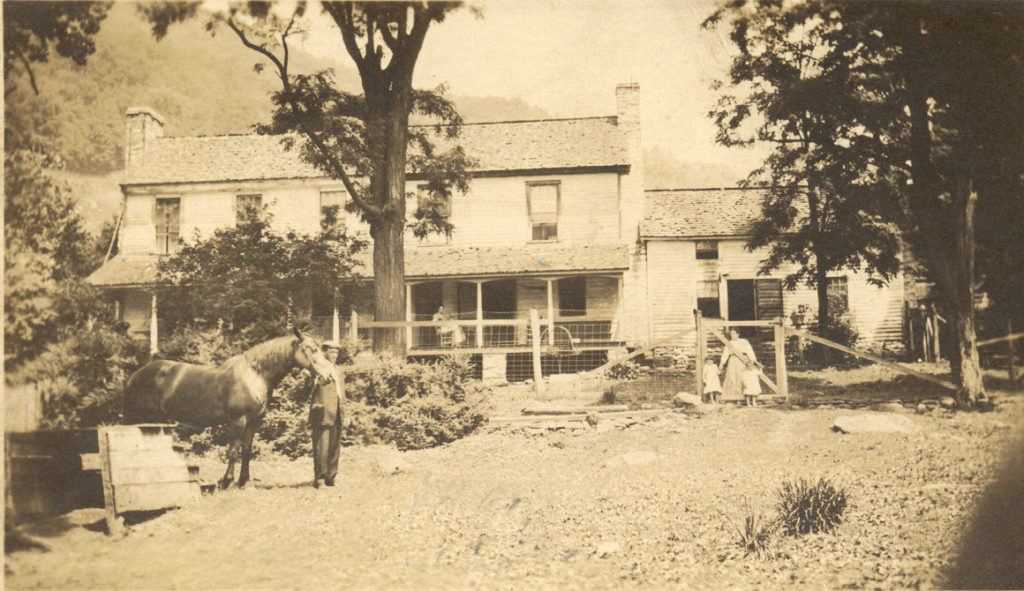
(776, 477, 848, 536)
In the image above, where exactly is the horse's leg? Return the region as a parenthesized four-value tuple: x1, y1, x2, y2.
(219, 416, 246, 489)
(236, 415, 261, 488)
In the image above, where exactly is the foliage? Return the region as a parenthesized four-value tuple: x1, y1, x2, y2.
(776, 477, 848, 536)
(703, 0, 901, 338)
(8, 321, 147, 429)
(157, 211, 364, 337)
(4, 149, 110, 369)
(193, 1, 473, 351)
(220, 352, 490, 459)
(3, 1, 110, 95)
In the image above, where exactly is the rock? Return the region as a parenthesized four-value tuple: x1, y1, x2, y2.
(874, 402, 910, 414)
(832, 413, 920, 435)
(603, 450, 660, 468)
(940, 396, 957, 409)
(673, 392, 702, 407)
(916, 403, 930, 414)
(585, 412, 599, 427)
(596, 541, 623, 557)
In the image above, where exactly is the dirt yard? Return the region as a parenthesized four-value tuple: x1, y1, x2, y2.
(6, 368, 1024, 590)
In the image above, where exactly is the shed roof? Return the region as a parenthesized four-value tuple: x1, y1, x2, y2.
(640, 188, 767, 238)
(87, 243, 630, 288)
(123, 117, 629, 186)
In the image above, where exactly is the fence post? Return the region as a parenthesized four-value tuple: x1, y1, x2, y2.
(775, 318, 789, 403)
(349, 310, 358, 344)
(1009, 317, 1019, 390)
(150, 292, 159, 355)
(694, 309, 705, 402)
(530, 308, 544, 397)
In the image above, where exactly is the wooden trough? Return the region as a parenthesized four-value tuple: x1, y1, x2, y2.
(5, 424, 206, 535)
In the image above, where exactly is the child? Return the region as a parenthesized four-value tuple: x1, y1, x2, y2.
(703, 357, 723, 404)
(742, 360, 763, 406)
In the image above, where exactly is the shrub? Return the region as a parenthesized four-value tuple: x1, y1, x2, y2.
(605, 360, 641, 381)
(8, 322, 148, 429)
(188, 352, 492, 459)
(776, 477, 848, 536)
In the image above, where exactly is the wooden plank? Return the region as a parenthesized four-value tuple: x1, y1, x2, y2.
(530, 309, 544, 397)
(114, 481, 198, 512)
(98, 429, 122, 536)
(81, 453, 101, 471)
(977, 331, 1024, 348)
(706, 319, 777, 327)
(786, 327, 958, 391)
(360, 319, 530, 328)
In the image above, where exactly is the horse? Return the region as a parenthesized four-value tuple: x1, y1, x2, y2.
(124, 327, 335, 488)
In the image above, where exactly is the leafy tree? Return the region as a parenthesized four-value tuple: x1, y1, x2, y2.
(196, 1, 474, 352)
(157, 210, 365, 344)
(3, 0, 111, 95)
(704, 0, 1024, 404)
(704, 0, 901, 343)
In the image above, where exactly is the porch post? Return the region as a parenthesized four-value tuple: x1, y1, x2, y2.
(719, 273, 729, 321)
(616, 275, 624, 340)
(476, 281, 483, 347)
(405, 283, 413, 352)
(331, 304, 340, 343)
(349, 310, 358, 344)
(149, 292, 159, 355)
(546, 279, 555, 346)
(694, 308, 704, 402)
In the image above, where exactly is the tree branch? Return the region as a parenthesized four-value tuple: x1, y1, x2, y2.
(14, 46, 40, 95)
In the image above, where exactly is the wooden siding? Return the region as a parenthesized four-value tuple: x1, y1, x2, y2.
(645, 238, 904, 348)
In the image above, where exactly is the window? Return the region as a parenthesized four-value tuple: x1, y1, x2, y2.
(154, 197, 180, 254)
(827, 276, 850, 316)
(416, 185, 452, 220)
(696, 240, 718, 260)
(696, 280, 721, 318)
(235, 194, 262, 224)
(527, 182, 559, 241)
(320, 190, 346, 229)
(558, 276, 586, 317)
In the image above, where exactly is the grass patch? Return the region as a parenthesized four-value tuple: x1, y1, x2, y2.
(777, 477, 848, 536)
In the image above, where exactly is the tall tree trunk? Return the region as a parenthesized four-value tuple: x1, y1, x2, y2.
(949, 176, 985, 404)
(367, 86, 411, 353)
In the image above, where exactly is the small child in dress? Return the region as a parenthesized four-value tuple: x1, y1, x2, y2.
(742, 360, 763, 406)
(703, 357, 723, 404)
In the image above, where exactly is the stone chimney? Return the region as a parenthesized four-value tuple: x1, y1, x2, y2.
(615, 83, 645, 243)
(125, 107, 165, 169)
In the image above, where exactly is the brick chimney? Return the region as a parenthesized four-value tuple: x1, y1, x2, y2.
(615, 83, 645, 242)
(125, 107, 165, 169)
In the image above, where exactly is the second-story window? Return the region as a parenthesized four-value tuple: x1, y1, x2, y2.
(154, 197, 180, 255)
(528, 181, 559, 241)
(320, 190, 346, 230)
(236, 193, 262, 224)
(416, 185, 452, 244)
(696, 240, 719, 260)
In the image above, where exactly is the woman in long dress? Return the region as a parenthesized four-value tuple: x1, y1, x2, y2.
(719, 329, 759, 404)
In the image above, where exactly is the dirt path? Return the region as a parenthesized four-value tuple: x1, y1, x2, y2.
(6, 392, 1023, 590)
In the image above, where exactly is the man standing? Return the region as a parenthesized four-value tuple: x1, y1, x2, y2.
(310, 341, 343, 488)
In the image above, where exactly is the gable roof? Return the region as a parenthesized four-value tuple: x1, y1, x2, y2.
(123, 117, 629, 186)
(640, 188, 767, 238)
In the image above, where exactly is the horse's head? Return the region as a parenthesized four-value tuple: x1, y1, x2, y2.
(292, 327, 335, 385)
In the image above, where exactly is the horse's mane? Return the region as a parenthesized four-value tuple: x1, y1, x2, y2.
(222, 335, 297, 377)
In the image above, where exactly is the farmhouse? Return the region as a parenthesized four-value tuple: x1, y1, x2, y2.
(88, 84, 906, 381)
(89, 84, 650, 380)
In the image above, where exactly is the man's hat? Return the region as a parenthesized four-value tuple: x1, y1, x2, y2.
(321, 340, 341, 350)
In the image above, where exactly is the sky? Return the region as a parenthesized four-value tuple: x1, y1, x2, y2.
(296, 0, 767, 175)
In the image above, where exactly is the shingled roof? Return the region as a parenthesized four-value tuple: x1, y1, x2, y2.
(640, 188, 767, 238)
(88, 243, 629, 287)
(123, 117, 629, 186)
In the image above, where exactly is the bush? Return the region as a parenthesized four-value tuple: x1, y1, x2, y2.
(8, 322, 148, 429)
(776, 477, 848, 536)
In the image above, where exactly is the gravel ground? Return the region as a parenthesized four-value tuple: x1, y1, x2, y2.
(6, 377, 1024, 590)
